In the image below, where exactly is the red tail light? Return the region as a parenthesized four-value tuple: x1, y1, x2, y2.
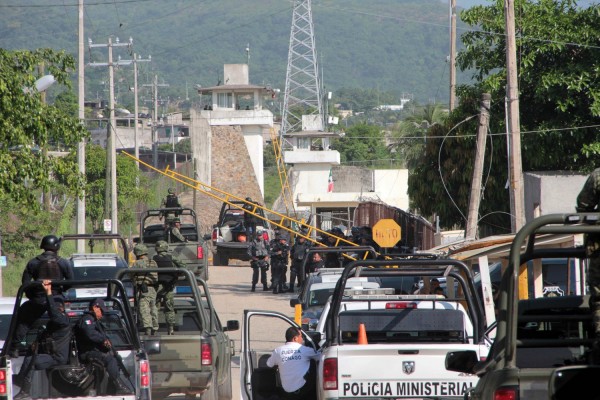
(201, 342, 212, 366)
(0, 368, 7, 395)
(197, 246, 204, 259)
(385, 302, 417, 309)
(323, 358, 338, 390)
(494, 387, 518, 400)
(212, 229, 217, 241)
(139, 360, 150, 388)
(262, 231, 269, 241)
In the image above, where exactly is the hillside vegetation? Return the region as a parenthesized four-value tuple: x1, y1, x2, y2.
(1, 0, 472, 106)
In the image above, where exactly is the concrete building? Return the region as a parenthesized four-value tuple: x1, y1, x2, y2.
(524, 171, 587, 220)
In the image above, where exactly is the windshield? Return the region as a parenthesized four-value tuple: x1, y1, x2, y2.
(73, 266, 127, 280)
(309, 288, 335, 306)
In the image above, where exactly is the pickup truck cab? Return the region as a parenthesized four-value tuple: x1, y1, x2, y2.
(444, 213, 596, 400)
(118, 268, 239, 400)
(315, 258, 488, 399)
(135, 208, 210, 280)
(4, 279, 151, 400)
(210, 201, 274, 266)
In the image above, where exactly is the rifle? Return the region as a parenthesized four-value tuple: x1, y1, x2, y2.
(110, 344, 133, 387)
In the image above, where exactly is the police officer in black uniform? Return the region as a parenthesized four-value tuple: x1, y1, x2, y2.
(248, 231, 270, 292)
(270, 232, 290, 294)
(10, 235, 74, 358)
(14, 280, 72, 399)
(289, 232, 311, 292)
(75, 298, 132, 395)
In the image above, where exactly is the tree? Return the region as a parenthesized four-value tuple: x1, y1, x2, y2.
(407, 0, 600, 233)
(65, 144, 149, 231)
(331, 123, 392, 166)
(0, 49, 88, 206)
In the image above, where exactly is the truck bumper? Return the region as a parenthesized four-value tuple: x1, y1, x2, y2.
(151, 371, 213, 396)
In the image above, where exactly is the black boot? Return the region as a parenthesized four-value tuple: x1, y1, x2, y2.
(288, 284, 295, 293)
(251, 284, 256, 292)
(113, 377, 133, 395)
(263, 284, 269, 291)
(14, 380, 31, 400)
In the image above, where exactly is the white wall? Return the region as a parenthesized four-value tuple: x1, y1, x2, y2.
(524, 171, 588, 221)
(373, 169, 409, 210)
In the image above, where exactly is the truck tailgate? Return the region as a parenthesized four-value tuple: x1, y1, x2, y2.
(331, 344, 479, 399)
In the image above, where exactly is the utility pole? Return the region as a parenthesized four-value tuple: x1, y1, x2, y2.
(449, 0, 457, 111)
(466, 93, 491, 240)
(77, 0, 86, 252)
(505, 0, 525, 232)
(88, 37, 133, 235)
(143, 75, 169, 167)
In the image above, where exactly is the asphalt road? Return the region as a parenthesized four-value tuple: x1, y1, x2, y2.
(207, 261, 297, 400)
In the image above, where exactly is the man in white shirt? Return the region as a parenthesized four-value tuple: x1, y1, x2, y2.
(267, 327, 319, 399)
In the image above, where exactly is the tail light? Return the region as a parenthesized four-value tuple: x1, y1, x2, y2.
(385, 302, 417, 309)
(139, 359, 150, 389)
(494, 387, 518, 400)
(197, 246, 204, 259)
(0, 369, 6, 395)
(262, 231, 269, 241)
(201, 342, 213, 366)
(322, 358, 338, 390)
(211, 229, 217, 241)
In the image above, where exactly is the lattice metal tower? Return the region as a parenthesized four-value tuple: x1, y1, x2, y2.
(281, 0, 323, 145)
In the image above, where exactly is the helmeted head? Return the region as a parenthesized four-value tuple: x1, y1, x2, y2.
(172, 217, 181, 224)
(133, 244, 148, 257)
(156, 240, 169, 252)
(40, 235, 61, 251)
(168, 188, 175, 194)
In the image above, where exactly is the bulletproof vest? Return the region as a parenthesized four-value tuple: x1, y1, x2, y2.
(292, 241, 310, 261)
(37, 255, 62, 280)
(165, 194, 180, 208)
(251, 240, 269, 257)
(153, 253, 174, 269)
(153, 253, 175, 283)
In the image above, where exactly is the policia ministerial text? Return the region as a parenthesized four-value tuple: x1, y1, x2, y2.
(342, 380, 473, 397)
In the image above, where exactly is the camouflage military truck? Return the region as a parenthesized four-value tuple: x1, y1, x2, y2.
(118, 268, 239, 400)
(135, 208, 210, 281)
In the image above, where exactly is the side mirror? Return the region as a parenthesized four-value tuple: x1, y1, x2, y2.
(549, 365, 600, 400)
(306, 330, 321, 346)
(143, 339, 161, 355)
(445, 350, 478, 374)
(290, 298, 300, 307)
(225, 320, 240, 332)
(203, 234, 212, 241)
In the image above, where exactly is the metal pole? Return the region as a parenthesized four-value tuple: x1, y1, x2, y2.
(172, 119, 176, 169)
(108, 38, 118, 234)
(449, 0, 457, 111)
(134, 53, 139, 174)
(77, 0, 86, 252)
(153, 74, 158, 168)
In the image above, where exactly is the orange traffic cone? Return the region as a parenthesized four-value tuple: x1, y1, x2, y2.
(357, 323, 368, 345)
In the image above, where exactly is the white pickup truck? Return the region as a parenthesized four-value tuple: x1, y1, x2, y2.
(313, 258, 489, 400)
(239, 257, 490, 400)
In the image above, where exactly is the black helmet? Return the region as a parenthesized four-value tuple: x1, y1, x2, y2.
(168, 188, 175, 194)
(245, 197, 252, 201)
(40, 235, 61, 251)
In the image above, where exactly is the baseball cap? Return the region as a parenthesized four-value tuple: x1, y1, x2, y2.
(89, 298, 108, 313)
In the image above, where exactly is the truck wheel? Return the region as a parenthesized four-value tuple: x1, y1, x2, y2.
(214, 251, 229, 266)
(213, 252, 223, 266)
(218, 368, 232, 399)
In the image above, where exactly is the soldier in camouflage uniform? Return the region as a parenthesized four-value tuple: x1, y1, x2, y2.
(152, 240, 185, 335)
(576, 168, 600, 341)
(132, 244, 159, 335)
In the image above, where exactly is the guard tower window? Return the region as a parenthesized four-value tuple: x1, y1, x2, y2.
(218, 92, 233, 108)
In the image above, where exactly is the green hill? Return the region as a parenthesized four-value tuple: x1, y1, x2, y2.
(0, 0, 472, 107)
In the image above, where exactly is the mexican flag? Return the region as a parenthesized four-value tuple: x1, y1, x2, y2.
(327, 169, 334, 193)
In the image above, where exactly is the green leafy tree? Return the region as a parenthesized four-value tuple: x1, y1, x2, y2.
(0, 48, 88, 206)
(53, 90, 78, 118)
(331, 123, 392, 166)
(65, 144, 149, 231)
(408, 0, 600, 233)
